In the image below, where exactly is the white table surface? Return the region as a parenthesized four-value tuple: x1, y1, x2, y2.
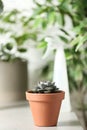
(0, 101, 83, 130)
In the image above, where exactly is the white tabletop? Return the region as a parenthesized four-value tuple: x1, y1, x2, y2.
(0, 102, 83, 130)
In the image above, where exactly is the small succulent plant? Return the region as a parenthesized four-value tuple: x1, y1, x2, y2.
(30, 81, 59, 93)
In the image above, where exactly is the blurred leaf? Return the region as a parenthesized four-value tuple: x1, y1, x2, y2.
(23, 17, 34, 26)
(5, 43, 13, 50)
(59, 1, 71, 13)
(57, 13, 65, 25)
(2, 9, 19, 23)
(66, 55, 73, 60)
(75, 34, 87, 51)
(71, 36, 81, 46)
(58, 0, 63, 2)
(0, 28, 9, 33)
(0, 0, 3, 14)
(47, 0, 52, 2)
(33, 0, 42, 7)
(33, 17, 42, 28)
(59, 35, 68, 43)
(18, 48, 27, 52)
(48, 11, 56, 24)
(73, 26, 82, 34)
(41, 19, 48, 29)
(60, 28, 69, 35)
(14, 33, 29, 46)
(59, 0, 70, 3)
(33, 7, 46, 16)
(37, 40, 47, 48)
(65, 51, 73, 60)
(29, 33, 37, 40)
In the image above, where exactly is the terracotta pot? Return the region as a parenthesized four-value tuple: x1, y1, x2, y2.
(26, 91, 65, 127)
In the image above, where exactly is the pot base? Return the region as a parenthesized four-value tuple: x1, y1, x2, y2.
(35, 123, 57, 127)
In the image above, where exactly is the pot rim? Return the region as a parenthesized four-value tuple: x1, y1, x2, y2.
(26, 90, 65, 102)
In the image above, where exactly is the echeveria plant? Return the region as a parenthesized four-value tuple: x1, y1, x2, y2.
(29, 81, 59, 93)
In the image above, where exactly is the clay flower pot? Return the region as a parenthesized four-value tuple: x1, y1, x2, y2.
(26, 90, 65, 126)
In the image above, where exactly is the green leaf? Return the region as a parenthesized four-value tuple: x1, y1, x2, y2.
(70, 36, 81, 46)
(47, 0, 52, 2)
(59, 35, 68, 43)
(33, 8, 44, 16)
(60, 28, 69, 35)
(75, 34, 87, 51)
(2, 9, 19, 23)
(48, 11, 56, 24)
(65, 51, 73, 60)
(18, 48, 27, 52)
(75, 40, 83, 52)
(29, 33, 37, 40)
(73, 26, 81, 34)
(14, 33, 30, 46)
(58, 0, 63, 2)
(0, 28, 8, 33)
(41, 19, 48, 29)
(5, 43, 13, 50)
(57, 13, 65, 26)
(37, 40, 47, 48)
(66, 55, 73, 60)
(0, 0, 3, 14)
(33, 17, 42, 28)
(33, 0, 42, 7)
(59, 1, 71, 14)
